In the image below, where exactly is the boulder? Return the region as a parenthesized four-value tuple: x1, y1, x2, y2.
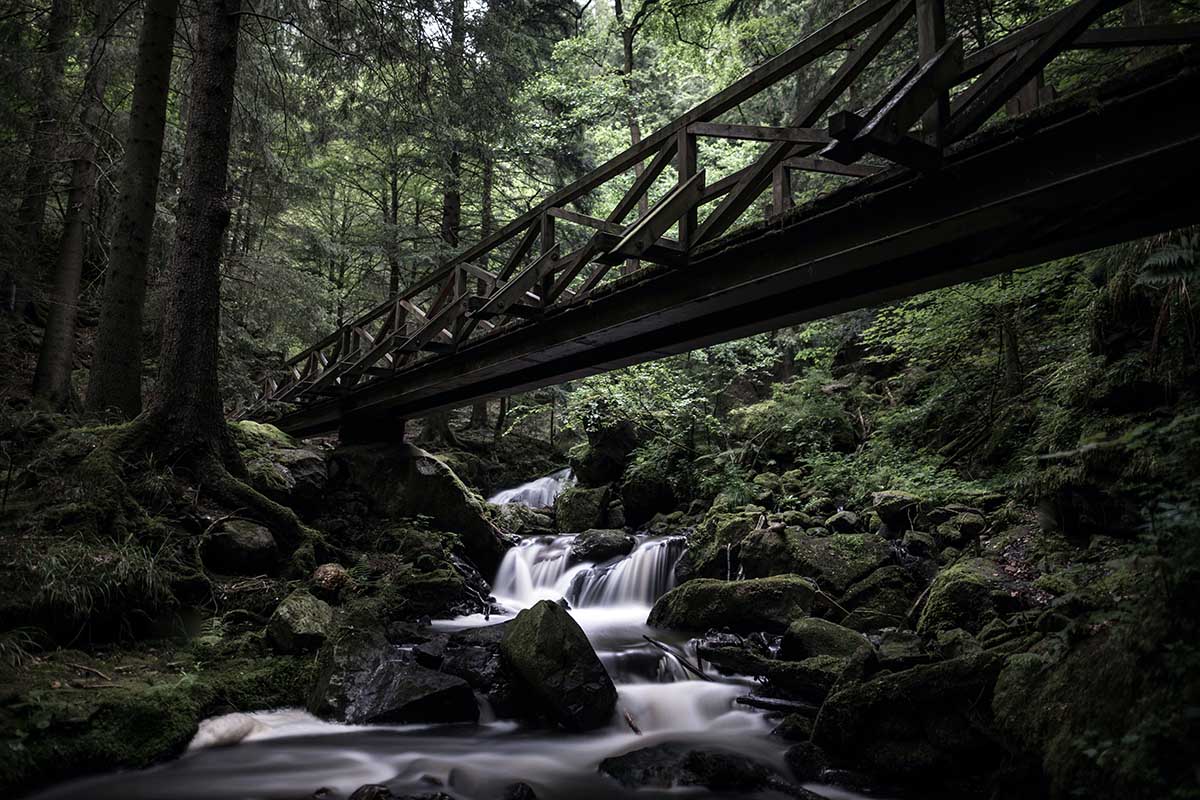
(648, 575, 815, 633)
(327, 443, 512, 574)
(824, 510, 859, 533)
(871, 490, 923, 532)
(311, 563, 351, 601)
(677, 511, 762, 580)
(500, 600, 616, 731)
(308, 627, 478, 725)
(785, 742, 829, 782)
(901, 530, 937, 559)
(233, 421, 329, 514)
(916, 558, 1006, 636)
(934, 511, 987, 548)
(555, 485, 610, 532)
(266, 590, 333, 654)
(620, 469, 677, 527)
(493, 503, 555, 537)
(502, 784, 537, 800)
(838, 565, 921, 632)
(599, 743, 813, 796)
(781, 618, 870, 661)
(812, 653, 1006, 783)
(201, 520, 279, 575)
(766, 655, 847, 702)
(695, 631, 771, 675)
(348, 787, 393, 800)
(569, 529, 636, 564)
(741, 531, 894, 596)
(570, 420, 638, 486)
(435, 622, 528, 719)
(875, 628, 932, 670)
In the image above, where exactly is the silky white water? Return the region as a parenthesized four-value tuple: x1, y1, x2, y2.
(487, 467, 573, 508)
(30, 481, 882, 800)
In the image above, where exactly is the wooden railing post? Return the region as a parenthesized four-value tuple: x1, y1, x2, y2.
(917, 0, 948, 146)
(540, 212, 556, 305)
(677, 129, 697, 249)
(771, 163, 792, 216)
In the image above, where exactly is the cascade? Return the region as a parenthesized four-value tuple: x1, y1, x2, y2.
(487, 467, 573, 508)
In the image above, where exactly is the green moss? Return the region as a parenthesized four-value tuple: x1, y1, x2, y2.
(647, 575, 815, 633)
(916, 558, 1002, 637)
(681, 510, 760, 578)
(741, 531, 893, 595)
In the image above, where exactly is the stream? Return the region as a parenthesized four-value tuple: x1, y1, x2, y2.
(30, 473, 878, 800)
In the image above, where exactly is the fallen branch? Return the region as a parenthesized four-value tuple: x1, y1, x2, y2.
(623, 709, 642, 734)
(642, 635, 711, 681)
(66, 662, 112, 682)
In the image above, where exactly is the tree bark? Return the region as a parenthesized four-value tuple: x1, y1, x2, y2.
(31, 0, 115, 408)
(86, 0, 181, 419)
(468, 153, 494, 430)
(16, 0, 73, 261)
(143, 0, 242, 457)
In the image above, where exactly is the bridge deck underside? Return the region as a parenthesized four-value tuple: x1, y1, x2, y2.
(275, 51, 1200, 437)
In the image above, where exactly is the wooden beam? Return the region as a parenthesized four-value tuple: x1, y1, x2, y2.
(783, 156, 884, 177)
(692, 0, 917, 246)
(466, 294, 543, 319)
(549, 206, 626, 235)
(916, 0, 948, 145)
(398, 294, 466, 354)
(608, 139, 678, 226)
(469, 245, 561, 321)
(677, 129, 698, 246)
(547, 235, 605, 304)
(1072, 23, 1200, 48)
(686, 122, 831, 144)
(602, 170, 707, 262)
(498, 222, 539, 282)
(945, 0, 1128, 143)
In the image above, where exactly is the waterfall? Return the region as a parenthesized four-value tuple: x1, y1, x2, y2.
(487, 467, 573, 508)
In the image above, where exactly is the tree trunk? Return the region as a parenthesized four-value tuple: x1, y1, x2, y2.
(614, 0, 644, 276)
(387, 160, 400, 296)
(31, 0, 115, 408)
(999, 309, 1024, 396)
(16, 0, 73, 262)
(494, 396, 508, 440)
(86, 0, 181, 419)
(143, 0, 242, 455)
(468, 154, 494, 430)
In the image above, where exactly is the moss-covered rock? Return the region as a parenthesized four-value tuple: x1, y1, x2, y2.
(569, 420, 637, 486)
(678, 510, 762, 579)
(812, 652, 1006, 785)
(569, 529, 636, 563)
(231, 420, 327, 515)
(934, 511, 987, 548)
(741, 531, 894, 595)
(824, 510, 859, 533)
(555, 485, 610, 532)
(266, 590, 333, 654)
(200, 519, 280, 575)
(500, 600, 616, 731)
(766, 654, 848, 701)
(781, 618, 871, 661)
(838, 565, 921, 632)
(599, 743, 800, 795)
(647, 575, 815, 633)
(916, 558, 1006, 636)
(871, 490, 923, 533)
(620, 467, 677, 528)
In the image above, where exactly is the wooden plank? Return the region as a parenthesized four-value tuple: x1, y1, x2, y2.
(686, 122, 831, 144)
(603, 170, 707, 261)
(466, 294, 543, 319)
(824, 36, 962, 168)
(469, 246, 561, 321)
(783, 156, 884, 177)
(772, 163, 791, 215)
(945, 0, 1128, 143)
(547, 236, 605, 304)
(398, 294, 466, 353)
(677, 129, 698, 247)
(498, 222, 539, 282)
(548, 206, 626, 235)
(692, 0, 917, 246)
(608, 139, 678, 226)
(916, 0, 948, 145)
(460, 261, 498, 291)
(1071, 23, 1200, 48)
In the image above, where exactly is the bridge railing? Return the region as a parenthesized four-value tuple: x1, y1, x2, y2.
(246, 0, 1199, 413)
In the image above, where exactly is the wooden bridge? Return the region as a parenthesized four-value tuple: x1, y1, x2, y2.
(249, 0, 1200, 438)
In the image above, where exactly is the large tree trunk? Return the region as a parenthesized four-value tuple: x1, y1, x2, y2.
(31, 0, 115, 408)
(613, 0, 644, 275)
(16, 0, 73, 263)
(468, 154, 494, 430)
(86, 0, 181, 420)
(143, 0, 241, 455)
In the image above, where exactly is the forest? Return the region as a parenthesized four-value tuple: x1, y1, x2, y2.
(0, 0, 1198, 797)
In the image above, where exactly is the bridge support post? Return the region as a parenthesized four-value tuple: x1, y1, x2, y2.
(916, 0, 948, 146)
(339, 412, 407, 445)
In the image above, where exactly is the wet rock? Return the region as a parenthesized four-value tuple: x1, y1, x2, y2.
(874, 628, 931, 670)
(781, 618, 870, 661)
(569, 529, 636, 563)
(773, 714, 814, 741)
(201, 520, 280, 575)
(309, 627, 479, 725)
(812, 652, 1006, 783)
(437, 622, 528, 718)
(493, 503, 555, 537)
(328, 443, 512, 574)
(916, 557, 1007, 636)
(266, 590, 333, 654)
(838, 565, 921, 632)
(933, 627, 982, 659)
(233, 420, 328, 514)
(677, 511, 762, 579)
(901, 530, 937, 559)
(935, 511, 987, 548)
(555, 485, 610, 532)
(824, 510, 858, 533)
(599, 743, 815, 797)
(785, 741, 828, 781)
(696, 631, 771, 675)
(871, 491, 923, 533)
(501, 783, 537, 800)
(348, 786, 393, 800)
(570, 420, 637, 485)
(500, 600, 617, 731)
(741, 532, 893, 596)
(311, 562, 351, 602)
(648, 575, 815, 633)
(766, 655, 846, 702)
(620, 469, 677, 527)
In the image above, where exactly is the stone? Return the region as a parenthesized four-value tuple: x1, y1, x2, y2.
(348, 786, 394, 800)
(870, 490, 923, 531)
(916, 558, 1006, 636)
(555, 485, 610, 532)
(781, 617, 870, 661)
(309, 627, 479, 725)
(620, 469, 677, 527)
(233, 420, 328, 514)
(647, 575, 815, 633)
(696, 631, 771, 675)
(766, 655, 847, 702)
(935, 511, 988, 548)
(500, 600, 617, 731)
(599, 743, 813, 796)
(933, 628, 982, 659)
(201, 520, 280, 575)
(502, 784, 537, 800)
(838, 565, 921, 632)
(785, 742, 829, 782)
(266, 590, 333, 654)
(311, 562, 351, 601)
(741, 531, 894, 595)
(824, 510, 859, 533)
(569, 529, 636, 563)
(570, 420, 638, 485)
(676, 510, 762, 580)
(874, 628, 930, 670)
(901, 530, 937, 559)
(493, 503, 555, 537)
(773, 714, 814, 742)
(812, 653, 1006, 783)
